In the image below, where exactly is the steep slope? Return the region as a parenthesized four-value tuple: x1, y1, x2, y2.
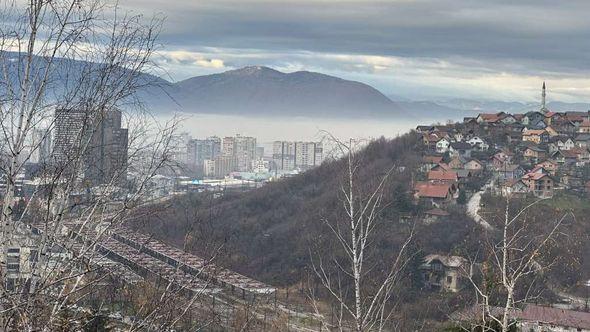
(130, 133, 480, 285)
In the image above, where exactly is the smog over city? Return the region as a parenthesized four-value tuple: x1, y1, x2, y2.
(0, 1, 589, 331)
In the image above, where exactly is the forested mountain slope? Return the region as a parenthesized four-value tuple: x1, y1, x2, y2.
(131, 133, 480, 284)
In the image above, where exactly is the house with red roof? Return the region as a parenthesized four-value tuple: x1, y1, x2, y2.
(579, 119, 590, 133)
(452, 304, 590, 332)
(428, 170, 458, 183)
(522, 172, 555, 198)
(522, 129, 550, 144)
(414, 182, 456, 205)
(534, 160, 558, 175)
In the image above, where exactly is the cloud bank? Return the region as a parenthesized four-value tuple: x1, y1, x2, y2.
(121, 0, 590, 102)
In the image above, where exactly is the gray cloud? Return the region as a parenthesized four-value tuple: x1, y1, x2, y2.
(122, 0, 590, 101)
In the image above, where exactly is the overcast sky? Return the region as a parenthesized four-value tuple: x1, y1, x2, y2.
(122, 0, 590, 102)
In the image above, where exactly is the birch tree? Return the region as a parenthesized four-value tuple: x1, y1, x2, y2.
(464, 197, 570, 332)
(0, 1, 222, 330)
(311, 135, 413, 332)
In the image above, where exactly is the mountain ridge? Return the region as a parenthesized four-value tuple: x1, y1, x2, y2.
(168, 65, 402, 118)
(3, 52, 589, 120)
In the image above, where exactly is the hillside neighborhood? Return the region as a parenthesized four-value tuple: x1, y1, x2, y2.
(412, 84, 590, 331)
(416, 94, 590, 206)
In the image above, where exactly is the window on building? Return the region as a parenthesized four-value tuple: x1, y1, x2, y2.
(7, 263, 20, 273)
(7, 256, 19, 264)
(7, 248, 20, 254)
(5, 278, 15, 291)
(29, 250, 38, 263)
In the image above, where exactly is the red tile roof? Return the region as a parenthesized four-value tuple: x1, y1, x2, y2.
(523, 129, 546, 136)
(423, 155, 443, 164)
(478, 113, 502, 123)
(428, 170, 458, 182)
(519, 304, 590, 330)
(522, 172, 550, 181)
(561, 148, 584, 158)
(431, 163, 452, 172)
(414, 182, 453, 199)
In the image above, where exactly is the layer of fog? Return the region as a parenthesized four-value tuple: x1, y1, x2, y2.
(157, 113, 420, 145)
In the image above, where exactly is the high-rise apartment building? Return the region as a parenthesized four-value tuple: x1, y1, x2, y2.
(272, 141, 323, 171)
(272, 141, 296, 171)
(187, 136, 221, 170)
(222, 135, 256, 172)
(170, 132, 191, 164)
(29, 128, 52, 165)
(203, 155, 238, 178)
(53, 108, 128, 186)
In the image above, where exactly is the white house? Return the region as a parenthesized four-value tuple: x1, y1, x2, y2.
(436, 137, 451, 153)
(466, 136, 489, 151)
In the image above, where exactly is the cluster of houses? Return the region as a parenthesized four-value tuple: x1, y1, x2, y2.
(411, 85, 590, 329)
(414, 109, 590, 209)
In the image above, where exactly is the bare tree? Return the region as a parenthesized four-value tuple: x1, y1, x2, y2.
(464, 196, 570, 332)
(310, 135, 413, 332)
(0, 0, 229, 330)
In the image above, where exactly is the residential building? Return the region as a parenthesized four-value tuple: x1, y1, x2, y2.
(464, 159, 484, 171)
(295, 141, 323, 169)
(414, 182, 456, 205)
(518, 304, 590, 332)
(496, 164, 525, 180)
(420, 254, 468, 292)
(435, 137, 451, 153)
(206, 155, 238, 178)
(490, 151, 514, 170)
(452, 304, 590, 332)
(187, 136, 221, 172)
(428, 170, 458, 183)
(548, 136, 575, 153)
(272, 141, 296, 170)
(579, 119, 590, 133)
(166, 132, 191, 165)
(222, 135, 257, 172)
(423, 134, 441, 150)
(544, 125, 559, 137)
(522, 111, 547, 128)
(476, 112, 507, 124)
(272, 141, 323, 171)
(501, 179, 529, 197)
(523, 146, 547, 162)
(53, 108, 128, 186)
(203, 159, 216, 177)
(535, 160, 558, 175)
(421, 155, 444, 172)
(575, 134, 590, 148)
(449, 142, 472, 158)
(466, 136, 489, 150)
(251, 158, 270, 173)
(29, 128, 52, 165)
(522, 172, 555, 198)
(53, 108, 90, 166)
(522, 129, 549, 144)
(448, 156, 465, 170)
